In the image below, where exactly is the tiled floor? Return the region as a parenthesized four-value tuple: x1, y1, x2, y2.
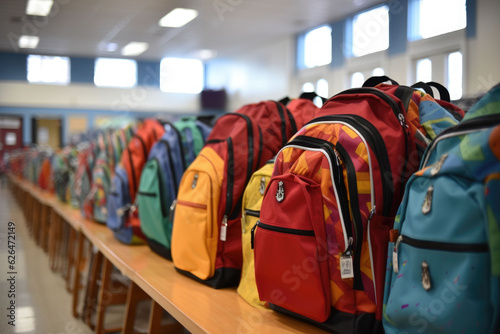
(0, 183, 93, 334)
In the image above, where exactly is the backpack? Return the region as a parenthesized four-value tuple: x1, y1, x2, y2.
(382, 84, 500, 334)
(52, 146, 76, 203)
(253, 85, 459, 332)
(107, 119, 165, 244)
(175, 117, 213, 166)
(171, 101, 297, 289)
(237, 97, 318, 308)
(138, 119, 211, 260)
(237, 160, 275, 309)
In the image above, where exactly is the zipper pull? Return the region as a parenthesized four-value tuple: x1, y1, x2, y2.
(251, 221, 258, 249)
(421, 261, 431, 291)
(421, 185, 434, 215)
(393, 235, 403, 273)
(430, 154, 448, 176)
(368, 206, 376, 223)
(398, 113, 406, 127)
(130, 199, 138, 213)
(340, 237, 354, 280)
(116, 203, 131, 217)
(259, 176, 266, 195)
(191, 174, 198, 189)
(169, 199, 177, 222)
(220, 215, 228, 241)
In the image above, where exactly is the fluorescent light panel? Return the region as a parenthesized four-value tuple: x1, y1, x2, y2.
(26, 0, 53, 16)
(19, 35, 39, 49)
(159, 8, 198, 28)
(121, 42, 149, 56)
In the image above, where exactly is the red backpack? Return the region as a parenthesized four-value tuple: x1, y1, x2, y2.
(171, 101, 297, 288)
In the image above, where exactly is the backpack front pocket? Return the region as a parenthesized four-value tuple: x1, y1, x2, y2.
(171, 147, 224, 280)
(255, 174, 330, 322)
(385, 237, 490, 334)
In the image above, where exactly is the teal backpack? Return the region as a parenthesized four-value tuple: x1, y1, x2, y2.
(383, 84, 500, 334)
(138, 118, 211, 260)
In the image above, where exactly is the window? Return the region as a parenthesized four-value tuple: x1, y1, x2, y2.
(351, 5, 389, 57)
(27, 55, 70, 85)
(350, 68, 385, 88)
(416, 58, 432, 82)
(302, 25, 332, 68)
(447, 51, 463, 100)
(316, 79, 329, 99)
(351, 72, 365, 88)
(409, 0, 466, 41)
(160, 58, 204, 94)
(94, 58, 137, 88)
(302, 82, 315, 93)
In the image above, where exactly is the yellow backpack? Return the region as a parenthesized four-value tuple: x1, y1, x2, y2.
(237, 160, 275, 308)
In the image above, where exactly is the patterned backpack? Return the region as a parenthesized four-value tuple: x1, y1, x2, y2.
(253, 85, 459, 333)
(383, 84, 500, 334)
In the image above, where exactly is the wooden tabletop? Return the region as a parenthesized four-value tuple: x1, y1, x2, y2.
(9, 174, 327, 334)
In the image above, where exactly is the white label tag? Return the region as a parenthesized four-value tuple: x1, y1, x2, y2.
(220, 225, 227, 241)
(340, 256, 354, 279)
(393, 249, 399, 274)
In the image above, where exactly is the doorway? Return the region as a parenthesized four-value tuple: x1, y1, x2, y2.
(32, 117, 63, 150)
(0, 115, 23, 160)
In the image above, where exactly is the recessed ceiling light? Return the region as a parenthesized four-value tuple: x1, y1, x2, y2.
(121, 42, 149, 56)
(98, 42, 118, 52)
(159, 8, 198, 28)
(197, 49, 217, 60)
(19, 35, 39, 49)
(26, 0, 53, 16)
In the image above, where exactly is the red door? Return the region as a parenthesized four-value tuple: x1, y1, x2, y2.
(0, 116, 23, 161)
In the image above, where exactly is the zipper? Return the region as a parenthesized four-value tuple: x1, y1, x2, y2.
(422, 114, 500, 168)
(310, 114, 393, 216)
(153, 158, 167, 217)
(176, 199, 207, 210)
(256, 126, 263, 169)
(244, 209, 260, 218)
(257, 221, 315, 236)
(334, 88, 410, 187)
(275, 101, 288, 147)
(393, 234, 489, 273)
(335, 142, 364, 290)
(160, 139, 180, 194)
(398, 234, 489, 252)
(282, 136, 352, 253)
(221, 137, 234, 241)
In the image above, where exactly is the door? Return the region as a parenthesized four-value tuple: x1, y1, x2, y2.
(0, 115, 23, 160)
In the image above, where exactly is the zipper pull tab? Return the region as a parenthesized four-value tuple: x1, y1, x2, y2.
(421, 261, 431, 291)
(341, 237, 354, 280)
(393, 235, 403, 273)
(169, 199, 177, 222)
(431, 154, 448, 176)
(368, 206, 376, 223)
(220, 215, 228, 241)
(398, 113, 406, 127)
(251, 221, 258, 249)
(259, 176, 266, 195)
(191, 174, 198, 189)
(116, 203, 131, 217)
(422, 185, 434, 215)
(130, 199, 138, 213)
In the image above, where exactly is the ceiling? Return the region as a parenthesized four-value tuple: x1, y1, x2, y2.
(0, 0, 385, 61)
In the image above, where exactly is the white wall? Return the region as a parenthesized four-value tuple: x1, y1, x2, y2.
(207, 0, 500, 107)
(0, 81, 199, 113)
(206, 37, 294, 111)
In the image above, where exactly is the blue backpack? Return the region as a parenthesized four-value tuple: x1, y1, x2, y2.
(383, 84, 500, 334)
(138, 118, 211, 259)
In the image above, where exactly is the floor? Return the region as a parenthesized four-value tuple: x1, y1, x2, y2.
(0, 181, 94, 334)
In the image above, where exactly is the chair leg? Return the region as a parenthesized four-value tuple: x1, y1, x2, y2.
(122, 282, 149, 334)
(72, 232, 86, 318)
(148, 301, 184, 334)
